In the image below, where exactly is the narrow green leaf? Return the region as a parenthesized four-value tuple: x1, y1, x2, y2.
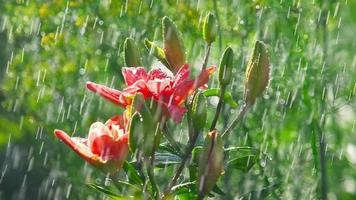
(154, 152, 182, 168)
(227, 147, 259, 172)
(87, 183, 124, 200)
(123, 161, 144, 186)
(241, 182, 281, 200)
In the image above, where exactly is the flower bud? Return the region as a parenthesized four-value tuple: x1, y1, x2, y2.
(244, 40, 270, 105)
(129, 93, 157, 157)
(203, 12, 217, 44)
(218, 47, 234, 87)
(144, 39, 171, 68)
(162, 16, 186, 73)
(124, 38, 142, 67)
(197, 130, 224, 197)
(191, 92, 207, 133)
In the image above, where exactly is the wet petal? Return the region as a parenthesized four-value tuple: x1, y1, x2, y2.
(54, 129, 98, 165)
(192, 66, 216, 89)
(168, 105, 187, 123)
(148, 68, 170, 80)
(86, 81, 129, 107)
(146, 78, 171, 96)
(88, 122, 112, 155)
(173, 64, 190, 87)
(122, 67, 148, 86)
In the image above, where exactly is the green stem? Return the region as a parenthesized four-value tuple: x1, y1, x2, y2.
(210, 86, 226, 131)
(161, 127, 200, 199)
(221, 103, 250, 139)
(316, 123, 328, 200)
(201, 43, 211, 71)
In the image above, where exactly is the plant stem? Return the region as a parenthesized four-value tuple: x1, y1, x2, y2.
(221, 103, 250, 139)
(147, 162, 159, 200)
(316, 123, 328, 200)
(201, 43, 211, 71)
(317, 1, 329, 199)
(163, 123, 184, 156)
(210, 86, 226, 131)
(161, 129, 200, 199)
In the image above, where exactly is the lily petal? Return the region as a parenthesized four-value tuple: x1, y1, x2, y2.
(122, 67, 148, 86)
(54, 129, 99, 165)
(86, 81, 129, 107)
(167, 104, 187, 123)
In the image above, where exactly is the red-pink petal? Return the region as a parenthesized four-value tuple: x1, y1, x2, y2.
(54, 129, 98, 165)
(86, 81, 129, 107)
(173, 64, 190, 87)
(88, 122, 112, 155)
(146, 78, 171, 96)
(192, 66, 216, 89)
(122, 67, 148, 86)
(148, 68, 170, 80)
(168, 105, 187, 123)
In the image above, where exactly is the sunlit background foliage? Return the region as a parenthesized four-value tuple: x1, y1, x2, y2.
(0, 0, 355, 199)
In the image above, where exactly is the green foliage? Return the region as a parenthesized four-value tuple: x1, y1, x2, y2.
(0, 1, 355, 200)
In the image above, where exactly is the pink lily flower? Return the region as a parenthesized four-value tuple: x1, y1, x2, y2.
(54, 115, 129, 174)
(86, 64, 215, 123)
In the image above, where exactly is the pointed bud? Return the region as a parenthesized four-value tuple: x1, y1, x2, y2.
(162, 16, 186, 73)
(218, 47, 234, 87)
(203, 12, 217, 44)
(244, 41, 270, 105)
(144, 39, 171, 68)
(197, 130, 224, 197)
(191, 92, 207, 133)
(124, 38, 142, 67)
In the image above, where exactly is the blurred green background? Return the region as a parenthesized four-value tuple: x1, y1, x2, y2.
(0, 0, 355, 199)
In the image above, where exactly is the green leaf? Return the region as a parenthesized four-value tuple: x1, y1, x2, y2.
(158, 143, 184, 157)
(87, 183, 124, 200)
(226, 147, 259, 172)
(154, 152, 182, 168)
(202, 88, 238, 107)
(123, 161, 144, 186)
(240, 182, 281, 200)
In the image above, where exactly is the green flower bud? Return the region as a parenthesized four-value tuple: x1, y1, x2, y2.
(129, 94, 158, 157)
(124, 38, 142, 67)
(203, 12, 218, 44)
(197, 130, 224, 197)
(162, 16, 186, 73)
(218, 47, 234, 87)
(144, 39, 171, 68)
(191, 92, 207, 133)
(244, 40, 270, 105)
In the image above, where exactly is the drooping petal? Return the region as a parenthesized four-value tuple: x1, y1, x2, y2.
(86, 81, 129, 107)
(54, 129, 99, 165)
(122, 67, 148, 86)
